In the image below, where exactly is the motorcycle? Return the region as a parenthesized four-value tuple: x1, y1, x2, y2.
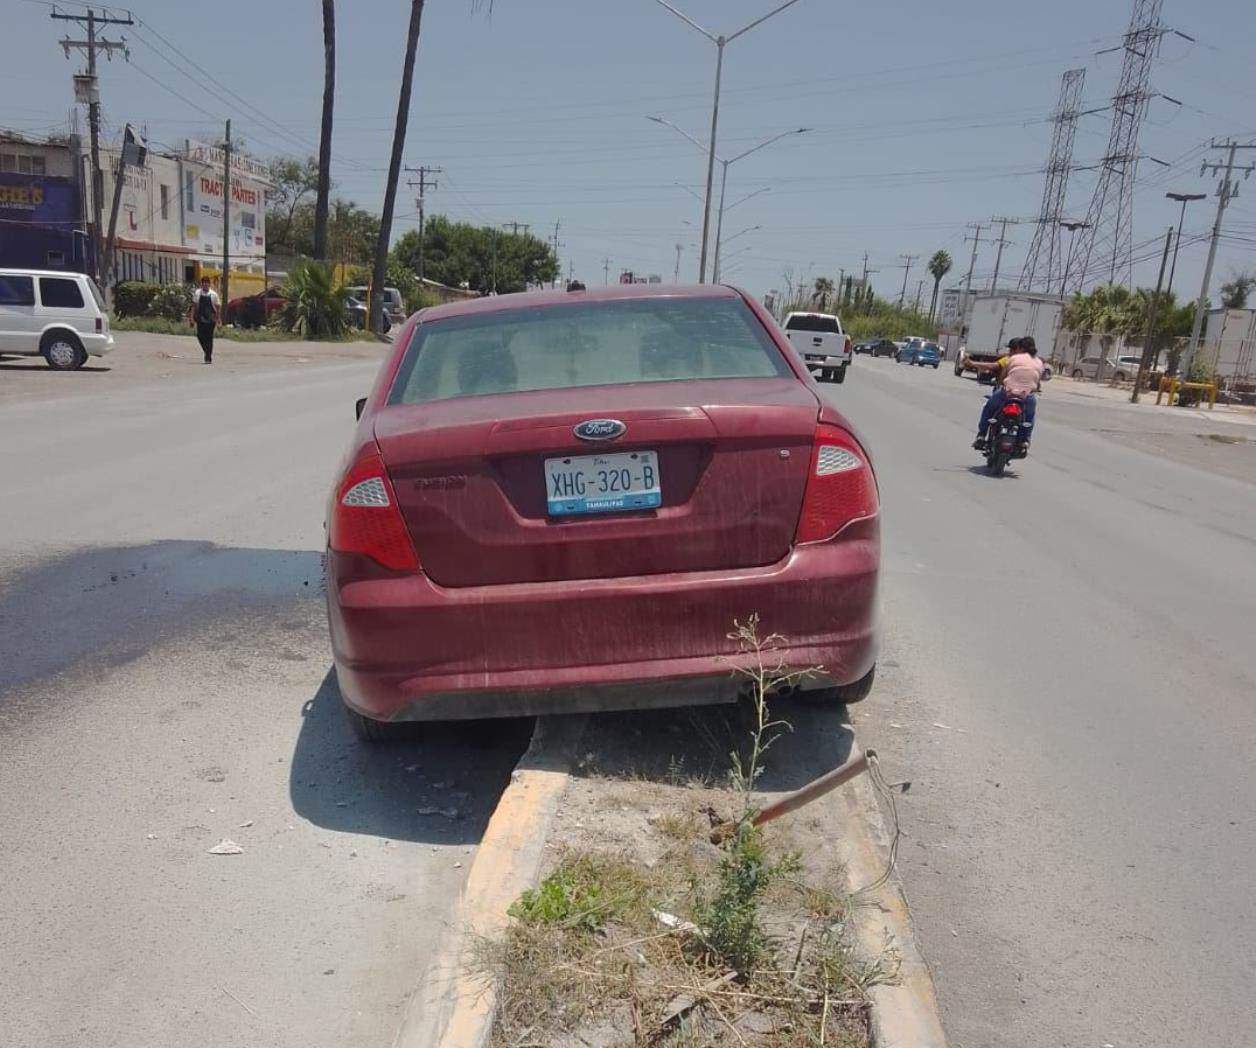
(979, 394, 1029, 476)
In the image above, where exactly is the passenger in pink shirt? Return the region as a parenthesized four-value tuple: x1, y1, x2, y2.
(971, 337, 1045, 448)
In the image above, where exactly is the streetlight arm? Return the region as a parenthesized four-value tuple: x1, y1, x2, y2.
(727, 0, 805, 42)
(650, 0, 716, 42)
(724, 186, 770, 212)
(724, 224, 762, 245)
(647, 115, 711, 156)
(728, 127, 811, 165)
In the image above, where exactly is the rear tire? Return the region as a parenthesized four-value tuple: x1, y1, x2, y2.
(932, 363, 939, 369)
(342, 701, 416, 743)
(808, 665, 876, 705)
(833, 365, 847, 384)
(988, 451, 1008, 477)
(1071, 368, 1083, 379)
(42, 331, 86, 371)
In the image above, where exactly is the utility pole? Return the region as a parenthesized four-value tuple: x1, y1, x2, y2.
(221, 119, 231, 306)
(404, 164, 442, 282)
(673, 244, 682, 283)
(52, 5, 132, 283)
(897, 253, 918, 306)
(963, 223, 986, 297)
(549, 219, 563, 289)
(1182, 139, 1256, 379)
(604, 256, 613, 285)
(988, 216, 1019, 291)
(914, 279, 924, 314)
(1132, 226, 1174, 403)
(502, 221, 530, 236)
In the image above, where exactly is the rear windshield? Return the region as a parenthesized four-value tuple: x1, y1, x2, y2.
(784, 314, 840, 333)
(389, 297, 790, 405)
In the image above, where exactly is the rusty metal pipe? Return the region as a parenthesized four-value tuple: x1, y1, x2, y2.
(710, 748, 873, 843)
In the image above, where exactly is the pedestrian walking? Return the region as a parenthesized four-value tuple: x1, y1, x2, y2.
(188, 277, 220, 364)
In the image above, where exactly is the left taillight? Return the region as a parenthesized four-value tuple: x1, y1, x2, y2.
(329, 443, 420, 572)
(794, 423, 879, 545)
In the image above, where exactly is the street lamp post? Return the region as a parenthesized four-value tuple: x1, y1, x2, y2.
(1164, 191, 1206, 299)
(650, 0, 806, 282)
(1058, 219, 1091, 296)
(649, 115, 808, 282)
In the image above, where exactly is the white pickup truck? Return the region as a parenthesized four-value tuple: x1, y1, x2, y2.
(782, 311, 852, 384)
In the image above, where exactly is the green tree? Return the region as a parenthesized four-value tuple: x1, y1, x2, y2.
(266, 157, 320, 256)
(276, 259, 350, 337)
(927, 249, 952, 320)
(1220, 272, 1254, 309)
(812, 276, 835, 310)
(392, 215, 557, 293)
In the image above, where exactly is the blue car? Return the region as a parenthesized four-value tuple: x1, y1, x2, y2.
(896, 340, 942, 368)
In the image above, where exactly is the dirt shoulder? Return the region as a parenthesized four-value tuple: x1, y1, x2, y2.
(0, 331, 389, 407)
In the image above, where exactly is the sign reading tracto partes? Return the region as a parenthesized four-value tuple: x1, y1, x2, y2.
(183, 139, 268, 260)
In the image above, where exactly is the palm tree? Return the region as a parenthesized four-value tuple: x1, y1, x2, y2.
(313, 0, 336, 261)
(813, 276, 835, 311)
(927, 250, 952, 321)
(370, 0, 426, 333)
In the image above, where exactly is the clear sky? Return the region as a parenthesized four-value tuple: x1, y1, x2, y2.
(6, 0, 1256, 301)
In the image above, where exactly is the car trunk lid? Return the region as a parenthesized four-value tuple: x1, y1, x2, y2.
(374, 377, 819, 587)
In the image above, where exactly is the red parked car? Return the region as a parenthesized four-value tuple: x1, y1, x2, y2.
(226, 286, 286, 328)
(325, 284, 880, 739)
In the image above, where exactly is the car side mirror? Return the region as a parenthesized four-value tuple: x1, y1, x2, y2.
(355, 397, 367, 421)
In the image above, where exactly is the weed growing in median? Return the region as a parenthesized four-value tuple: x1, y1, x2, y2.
(484, 617, 878, 1047)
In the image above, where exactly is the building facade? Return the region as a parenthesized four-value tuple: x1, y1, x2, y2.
(0, 133, 89, 273)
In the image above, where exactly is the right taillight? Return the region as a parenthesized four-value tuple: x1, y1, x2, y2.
(329, 443, 420, 571)
(794, 423, 878, 544)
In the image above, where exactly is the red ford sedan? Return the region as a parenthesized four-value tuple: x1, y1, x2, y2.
(325, 284, 879, 740)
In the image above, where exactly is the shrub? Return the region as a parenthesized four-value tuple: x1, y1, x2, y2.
(149, 283, 192, 321)
(275, 260, 350, 338)
(112, 281, 192, 320)
(112, 281, 161, 319)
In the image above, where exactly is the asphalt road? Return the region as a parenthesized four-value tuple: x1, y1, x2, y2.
(0, 350, 529, 1048)
(829, 357, 1256, 1048)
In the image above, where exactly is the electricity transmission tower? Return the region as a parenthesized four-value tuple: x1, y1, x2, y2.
(1019, 68, 1086, 294)
(1067, 0, 1168, 292)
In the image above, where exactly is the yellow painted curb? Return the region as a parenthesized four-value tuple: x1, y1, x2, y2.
(836, 769, 948, 1048)
(393, 714, 588, 1048)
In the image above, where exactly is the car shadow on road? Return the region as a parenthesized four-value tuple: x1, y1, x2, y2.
(0, 361, 111, 372)
(575, 695, 856, 795)
(287, 668, 532, 845)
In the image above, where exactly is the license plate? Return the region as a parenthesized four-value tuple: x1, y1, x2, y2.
(806, 354, 825, 362)
(545, 450, 661, 516)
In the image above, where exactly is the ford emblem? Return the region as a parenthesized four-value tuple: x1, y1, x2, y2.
(573, 418, 626, 442)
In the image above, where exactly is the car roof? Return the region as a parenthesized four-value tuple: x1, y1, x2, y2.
(784, 310, 839, 319)
(417, 282, 744, 323)
(0, 267, 91, 279)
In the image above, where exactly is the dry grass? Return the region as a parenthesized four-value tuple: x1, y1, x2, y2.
(481, 844, 878, 1047)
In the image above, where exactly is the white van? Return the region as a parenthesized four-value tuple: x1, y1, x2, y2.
(0, 268, 114, 370)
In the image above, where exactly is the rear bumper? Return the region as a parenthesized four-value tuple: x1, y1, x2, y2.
(327, 517, 879, 721)
(804, 355, 848, 372)
(83, 333, 114, 357)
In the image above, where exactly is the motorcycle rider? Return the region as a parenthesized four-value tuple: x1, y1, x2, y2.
(971, 336, 1045, 450)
